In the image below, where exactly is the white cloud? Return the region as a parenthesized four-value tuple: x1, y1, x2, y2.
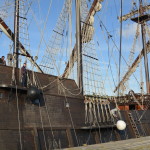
(0, 10, 8, 19)
(122, 23, 141, 39)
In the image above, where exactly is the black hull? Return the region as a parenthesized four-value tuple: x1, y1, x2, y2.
(0, 65, 150, 149)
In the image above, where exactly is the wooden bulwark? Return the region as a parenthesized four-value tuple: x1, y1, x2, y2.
(0, 65, 150, 149)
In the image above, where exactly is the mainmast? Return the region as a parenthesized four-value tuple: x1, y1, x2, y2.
(76, 0, 83, 94)
(139, 0, 150, 93)
(14, 0, 19, 68)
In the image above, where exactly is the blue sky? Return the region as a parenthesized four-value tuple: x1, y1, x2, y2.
(0, 0, 150, 95)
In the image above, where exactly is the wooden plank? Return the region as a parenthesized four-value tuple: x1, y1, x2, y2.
(66, 128, 74, 147)
(32, 128, 40, 150)
(94, 131, 100, 144)
(119, 5, 150, 21)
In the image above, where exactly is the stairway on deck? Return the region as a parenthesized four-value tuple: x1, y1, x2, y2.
(64, 136, 150, 150)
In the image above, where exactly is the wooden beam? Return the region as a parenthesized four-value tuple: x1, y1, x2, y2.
(0, 17, 43, 73)
(32, 128, 40, 150)
(131, 14, 150, 23)
(114, 41, 150, 93)
(62, 47, 77, 78)
(118, 5, 150, 22)
(66, 128, 74, 147)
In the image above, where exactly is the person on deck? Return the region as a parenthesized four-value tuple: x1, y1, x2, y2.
(21, 63, 27, 87)
(0, 56, 6, 65)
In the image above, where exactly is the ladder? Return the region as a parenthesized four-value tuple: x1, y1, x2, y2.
(135, 110, 146, 136)
(128, 112, 140, 138)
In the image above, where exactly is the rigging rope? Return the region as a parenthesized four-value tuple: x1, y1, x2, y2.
(121, 23, 140, 93)
(37, 0, 42, 22)
(63, 90, 80, 146)
(34, 72, 57, 145)
(34, 71, 80, 147)
(36, 0, 53, 57)
(97, 19, 141, 89)
(108, 36, 117, 88)
(15, 82, 23, 150)
(95, 30, 118, 96)
(11, 56, 23, 150)
(38, 102, 48, 150)
(28, 72, 49, 150)
(113, 0, 119, 17)
(26, 1, 60, 74)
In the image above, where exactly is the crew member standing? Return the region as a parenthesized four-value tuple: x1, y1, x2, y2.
(0, 56, 6, 65)
(21, 63, 27, 87)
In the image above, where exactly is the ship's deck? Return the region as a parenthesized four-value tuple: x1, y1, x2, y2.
(64, 136, 150, 150)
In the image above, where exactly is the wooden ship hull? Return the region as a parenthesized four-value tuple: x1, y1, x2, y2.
(0, 65, 150, 149)
(0, 0, 150, 149)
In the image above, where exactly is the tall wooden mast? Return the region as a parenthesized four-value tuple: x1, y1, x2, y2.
(139, 0, 150, 93)
(76, 0, 83, 94)
(14, 0, 19, 68)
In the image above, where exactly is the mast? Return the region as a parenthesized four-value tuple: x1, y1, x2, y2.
(76, 0, 83, 94)
(139, 0, 150, 93)
(62, 0, 100, 78)
(14, 0, 19, 68)
(115, 1, 150, 93)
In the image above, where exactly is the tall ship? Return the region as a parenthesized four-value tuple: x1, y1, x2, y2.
(0, 0, 150, 149)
